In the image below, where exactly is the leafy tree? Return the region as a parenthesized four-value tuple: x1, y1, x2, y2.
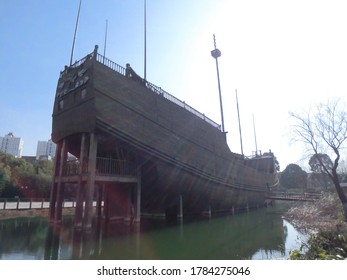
(0, 167, 10, 195)
(32, 160, 53, 198)
(11, 160, 35, 189)
(280, 163, 307, 190)
(0, 152, 15, 196)
(290, 98, 347, 221)
(1, 181, 21, 198)
(0, 151, 53, 198)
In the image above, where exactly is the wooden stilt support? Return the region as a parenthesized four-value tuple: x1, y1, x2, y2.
(202, 205, 212, 218)
(49, 183, 57, 220)
(84, 133, 98, 229)
(135, 167, 141, 222)
(102, 184, 106, 220)
(49, 141, 62, 221)
(124, 185, 132, 223)
(55, 183, 65, 222)
(96, 184, 103, 221)
(104, 185, 110, 222)
(55, 139, 67, 223)
(75, 133, 86, 228)
(178, 195, 183, 220)
(75, 183, 84, 228)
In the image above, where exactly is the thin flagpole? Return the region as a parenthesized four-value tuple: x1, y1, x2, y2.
(235, 89, 244, 155)
(103, 19, 108, 62)
(144, 0, 147, 81)
(70, 0, 82, 66)
(253, 114, 258, 155)
(211, 34, 225, 133)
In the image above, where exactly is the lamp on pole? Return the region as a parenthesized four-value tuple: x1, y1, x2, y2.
(211, 34, 225, 133)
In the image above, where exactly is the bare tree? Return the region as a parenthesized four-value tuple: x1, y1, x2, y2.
(309, 154, 333, 190)
(290, 98, 347, 221)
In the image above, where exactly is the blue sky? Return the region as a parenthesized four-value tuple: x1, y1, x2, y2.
(1, 0, 347, 170)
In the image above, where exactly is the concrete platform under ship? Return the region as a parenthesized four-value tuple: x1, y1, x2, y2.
(49, 45, 279, 230)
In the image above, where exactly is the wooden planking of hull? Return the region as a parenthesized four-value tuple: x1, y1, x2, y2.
(52, 46, 278, 216)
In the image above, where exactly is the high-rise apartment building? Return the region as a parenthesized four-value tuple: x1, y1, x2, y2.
(36, 139, 56, 159)
(0, 132, 24, 158)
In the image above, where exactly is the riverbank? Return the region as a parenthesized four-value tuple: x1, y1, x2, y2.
(284, 192, 347, 259)
(0, 208, 75, 220)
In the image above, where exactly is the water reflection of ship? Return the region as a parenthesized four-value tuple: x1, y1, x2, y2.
(43, 210, 287, 260)
(0, 210, 289, 260)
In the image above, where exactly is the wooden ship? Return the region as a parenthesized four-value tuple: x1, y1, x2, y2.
(49, 45, 278, 229)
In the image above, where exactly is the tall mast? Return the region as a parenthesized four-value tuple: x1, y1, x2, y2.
(144, 0, 147, 81)
(103, 19, 108, 61)
(70, 0, 82, 66)
(253, 114, 258, 155)
(211, 34, 225, 133)
(235, 89, 244, 155)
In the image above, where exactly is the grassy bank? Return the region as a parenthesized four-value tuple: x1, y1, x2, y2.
(285, 193, 347, 259)
(0, 208, 75, 220)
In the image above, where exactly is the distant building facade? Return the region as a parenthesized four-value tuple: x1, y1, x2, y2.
(0, 132, 24, 158)
(36, 139, 56, 159)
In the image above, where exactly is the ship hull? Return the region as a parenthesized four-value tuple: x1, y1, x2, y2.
(51, 48, 277, 219)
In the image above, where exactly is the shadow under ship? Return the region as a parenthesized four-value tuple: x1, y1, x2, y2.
(50, 45, 278, 227)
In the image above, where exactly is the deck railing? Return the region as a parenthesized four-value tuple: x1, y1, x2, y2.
(96, 53, 126, 76)
(96, 157, 136, 176)
(266, 191, 322, 201)
(145, 80, 221, 129)
(64, 157, 136, 177)
(0, 198, 95, 210)
(65, 159, 80, 176)
(90, 51, 221, 130)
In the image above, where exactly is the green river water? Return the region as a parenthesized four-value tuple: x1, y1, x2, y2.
(0, 204, 307, 260)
